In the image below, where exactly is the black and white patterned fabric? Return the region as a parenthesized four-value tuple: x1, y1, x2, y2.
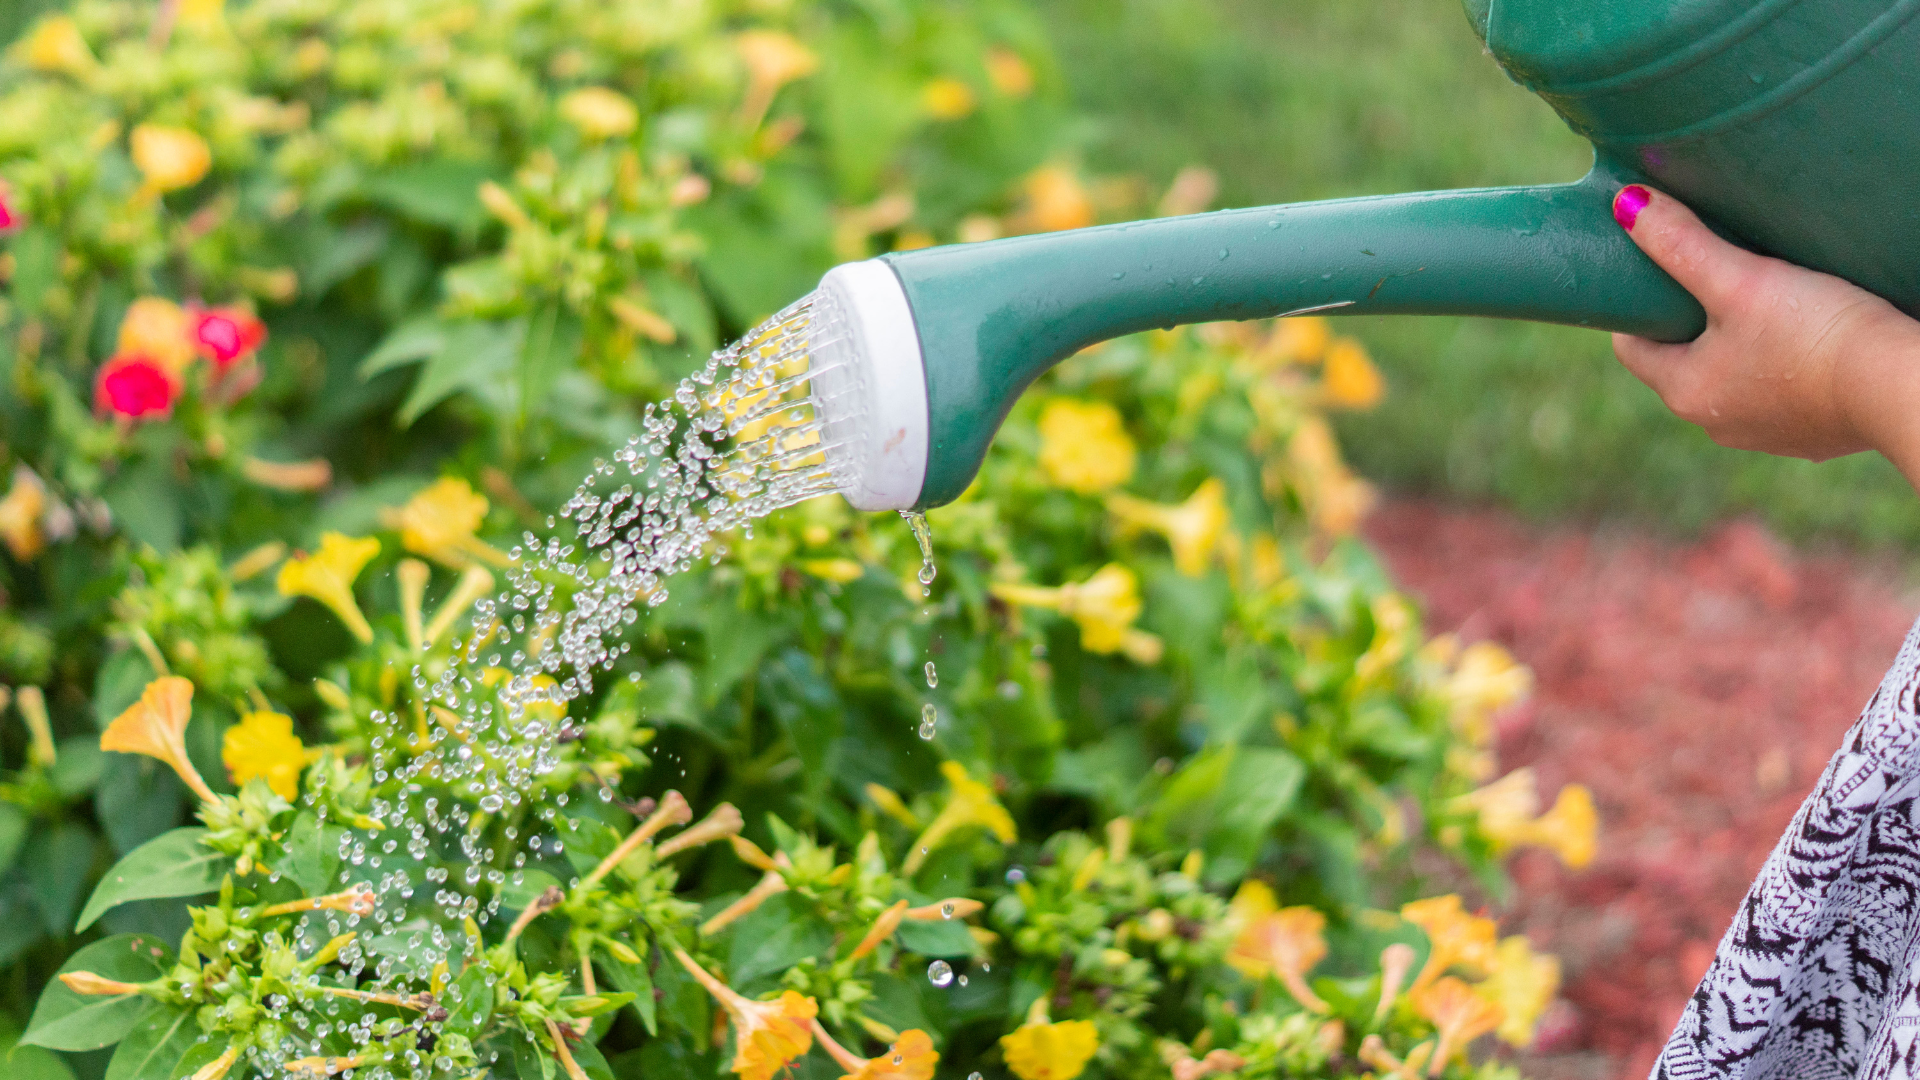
(1656, 616, 1920, 1079)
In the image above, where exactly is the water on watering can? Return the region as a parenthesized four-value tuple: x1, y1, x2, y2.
(281, 295, 869, 1077)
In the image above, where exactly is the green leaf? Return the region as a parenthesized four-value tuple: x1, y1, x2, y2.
(1144, 745, 1305, 883)
(48, 739, 106, 798)
(304, 220, 390, 299)
(23, 933, 172, 1050)
(94, 754, 184, 856)
(168, 1039, 228, 1080)
(25, 823, 97, 935)
(93, 650, 158, 730)
(442, 962, 494, 1040)
(358, 315, 447, 379)
(397, 319, 525, 425)
(361, 161, 498, 231)
(519, 302, 582, 417)
(0, 804, 27, 874)
(76, 828, 227, 932)
(511, 1027, 556, 1080)
(283, 815, 346, 897)
(102, 461, 184, 553)
(105, 1006, 195, 1080)
(7, 226, 60, 316)
(632, 662, 699, 729)
(0, 1043, 76, 1080)
(650, 952, 709, 1052)
(724, 893, 833, 990)
(599, 954, 656, 1035)
(499, 868, 562, 913)
(895, 912, 975, 958)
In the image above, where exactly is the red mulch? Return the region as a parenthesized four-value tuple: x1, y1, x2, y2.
(1364, 499, 1920, 1080)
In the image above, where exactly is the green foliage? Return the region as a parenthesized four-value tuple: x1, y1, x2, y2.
(0, 1, 1576, 1078)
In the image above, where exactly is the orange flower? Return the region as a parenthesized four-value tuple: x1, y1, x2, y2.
(117, 298, 197, 376)
(1224, 883, 1329, 1011)
(1401, 894, 1499, 993)
(984, 47, 1034, 97)
(1019, 165, 1093, 233)
(673, 948, 816, 1080)
(0, 467, 47, 560)
(130, 125, 212, 194)
(813, 1022, 938, 1080)
(1321, 337, 1384, 409)
(1412, 976, 1503, 1072)
(101, 676, 217, 804)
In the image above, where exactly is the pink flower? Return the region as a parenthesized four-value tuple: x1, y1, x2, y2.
(95, 354, 180, 419)
(0, 187, 19, 232)
(190, 305, 266, 369)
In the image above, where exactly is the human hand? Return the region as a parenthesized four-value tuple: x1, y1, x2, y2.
(1611, 185, 1920, 480)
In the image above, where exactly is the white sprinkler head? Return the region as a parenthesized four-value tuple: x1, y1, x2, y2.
(808, 259, 929, 512)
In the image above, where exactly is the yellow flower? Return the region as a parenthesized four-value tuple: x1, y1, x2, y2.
(176, 0, 226, 31)
(222, 710, 307, 800)
(1530, 784, 1597, 869)
(1227, 903, 1330, 1012)
(1001, 1020, 1100, 1080)
(12, 16, 95, 75)
(815, 1024, 939, 1080)
(1285, 416, 1377, 536)
(131, 125, 213, 194)
(479, 668, 567, 722)
(1479, 935, 1561, 1047)
(1355, 592, 1418, 682)
(0, 467, 47, 561)
(1037, 399, 1136, 493)
(277, 533, 380, 643)
(992, 564, 1162, 663)
(559, 87, 638, 140)
(1106, 478, 1229, 576)
(1321, 337, 1385, 409)
(1413, 976, 1504, 1068)
(921, 78, 977, 120)
(1019, 164, 1095, 234)
(1436, 639, 1532, 748)
(904, 761, 1016, 872)
(101, 676, 217, 804)
(736, 31, 819, 93)
(984, 47, 1035, 97)
(380, 478, 509, 570)
(672, 948, 816, 1080)
(1401, 894, 1499, 993)
(801, 558, 865, 584)
(117, 297, 198, 377)
(1275, 317, 1331, 364)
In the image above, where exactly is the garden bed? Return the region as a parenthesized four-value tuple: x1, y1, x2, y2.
(1367, 499, 1920, 1079)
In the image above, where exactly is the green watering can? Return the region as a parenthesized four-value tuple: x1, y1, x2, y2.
(805, 0, 1920, 511)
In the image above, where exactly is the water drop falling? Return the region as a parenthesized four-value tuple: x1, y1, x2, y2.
(970, 1073, 984, 1080)
(927, 960, 954, 987)
(1005, 866, 1026, 884)
(957, 974, 968, 987)
(919, 703, 937, 740)
(940, 901, 956, 918)
(903, 511, 936, 591)
(924, 661, 937, 688)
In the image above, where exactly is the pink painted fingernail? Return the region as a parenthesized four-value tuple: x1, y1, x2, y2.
(1614, 185, 1651, 231)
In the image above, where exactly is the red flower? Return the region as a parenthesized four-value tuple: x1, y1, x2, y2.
(95, 354, 180, 419)
(190, 305, 266, 369)
(0, 181, 20, 233)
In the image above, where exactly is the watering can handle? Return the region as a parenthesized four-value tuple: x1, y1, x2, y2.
(880, 161, 1706, 507)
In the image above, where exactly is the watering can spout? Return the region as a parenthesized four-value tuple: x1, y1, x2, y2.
(809, 160, 1704, 512)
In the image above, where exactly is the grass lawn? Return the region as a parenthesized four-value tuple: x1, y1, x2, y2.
(1041, 0, 1920, 549)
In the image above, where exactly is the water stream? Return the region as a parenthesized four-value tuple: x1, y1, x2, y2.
(283, 292, 880, 1074)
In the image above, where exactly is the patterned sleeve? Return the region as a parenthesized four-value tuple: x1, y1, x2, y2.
(1655, 615, 1920, 1080)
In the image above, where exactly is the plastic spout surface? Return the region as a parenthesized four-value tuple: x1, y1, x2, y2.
(879, 165, 1702, 509)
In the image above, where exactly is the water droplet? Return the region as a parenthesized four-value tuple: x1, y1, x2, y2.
(479, 794, 504, 812)
(970, 1073, 984, 1080)
(940, 902, 955, 918)
(927, 960, 953, 987)
(1005, 866, 1026, 884)
(919, 702, 937, 739)
(957, 974, 968, 986)
(1218, 248, 1229, 260)
(924, 661, 937, 688)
